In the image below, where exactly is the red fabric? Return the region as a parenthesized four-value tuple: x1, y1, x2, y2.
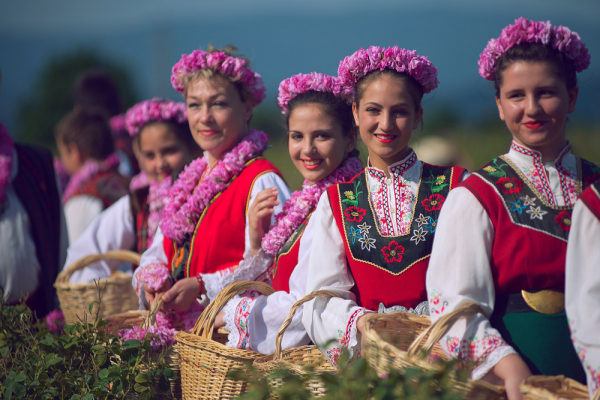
(460, 175, 566, 295)
(72, 169, 130, 208)
(328, 185, 429, 311)
(164, 159, 282, 277)
(580, 183, 600, 222)
(271, 226, 306, 293)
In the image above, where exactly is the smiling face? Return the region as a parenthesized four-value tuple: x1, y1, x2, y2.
(353, 74, 423, 171)
(496, 61, 578, 159)
(288, 103, 355, 184)
(137, 122, 196, 182)
(185, 75, 252, 166)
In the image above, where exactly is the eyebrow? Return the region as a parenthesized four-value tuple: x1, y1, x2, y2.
(364, 101, 411, 108)
(185, 93, 224, 101)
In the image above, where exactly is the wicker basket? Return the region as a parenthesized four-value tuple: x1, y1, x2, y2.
(175, 281, 275, 400)
(55, 250, 140, 325)
(520, 375, 589, 400)
(253, 290, 340, 397)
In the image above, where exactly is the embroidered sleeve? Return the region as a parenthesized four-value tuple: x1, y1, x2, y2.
(565, 198, 600, 397)
(223, 295, 258, 350)
(426, 187, 517, 379)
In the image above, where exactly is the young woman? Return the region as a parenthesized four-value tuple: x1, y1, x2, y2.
(64, 98, 201, 283)
(201, 72, 362, 353)
(566, 180, 600, 398)
(135, 46, 290, 312)
(426, 18, 597, 399)
(302, 46, 467, 366)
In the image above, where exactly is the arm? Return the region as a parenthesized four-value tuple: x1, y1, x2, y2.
(565, 199, 600, 397)
(64, 195, 104, 244)
(134, 226, 170, 309)
(65, 195, 136, 283)
(301, 193, 368, 367)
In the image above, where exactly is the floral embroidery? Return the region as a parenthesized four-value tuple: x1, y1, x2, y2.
(327, 348, 341, 367)
(425, 218, 438, 233)
(422, 193, 445, 212)
(429, 290, 448, 314)
(342, 181, 362, 207)
(555, 210, 572, 232)
(381, 241, 404, 263)
(526, 205, 547, 220)
(234, 297, 256, 350)
(424, 170, 449, 193)
(509, 199, 527, 214)
(347, 226, 362, 244)
(520, 195, 537, 206)
(358, 234, 376, 252)
(357, 222, 371, 234)
(483, 158, 509, 178)
(445, 333, 508, 366)
(496, 177, 523, 194)
(410, 227, 428, 245)
(415, 213, 430, 227)
(344, 206, 367, 222)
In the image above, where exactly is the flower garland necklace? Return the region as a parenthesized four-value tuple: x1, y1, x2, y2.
(160, 129, 269, 244)
(62, 153, 121, 205)
(0, 123, 14, 207)
(262, 156, 363, 256)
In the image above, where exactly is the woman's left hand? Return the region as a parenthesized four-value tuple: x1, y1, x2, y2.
(161, 277, 201, 312)
(214, 311, 226, 329)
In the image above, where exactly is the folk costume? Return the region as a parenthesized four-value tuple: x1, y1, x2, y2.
(566, 180, 600, 396)
(0, 124, 68, 317)
(303, 150, 466, 366)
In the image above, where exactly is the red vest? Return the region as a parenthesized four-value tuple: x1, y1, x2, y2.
(270, 214, 311, 293)
(329, 164, 466, 311)
(72, 169, 130, 209)
(164, 158, 282, 280)
(460, 156, 598, 295)
(129, 186, 150, 272)
(580, 181, 600, 222)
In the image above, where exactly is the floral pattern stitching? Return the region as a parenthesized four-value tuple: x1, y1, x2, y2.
(422, 193, 445, 212)
(344, 206, 366, 222)
(381, 241, 404, 263)
(410, 227, 428, 245)
(445, 332, 508, 366)
(555, 210, 572, 232)
(496, 177, 523, 194)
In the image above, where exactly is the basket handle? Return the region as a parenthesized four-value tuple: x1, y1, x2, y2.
(56, 250, 141, 284)
(406, 301, 486, 359)
(146, 292, 164, 328)
(191, 281, 275, 340)
(273, 290, 344, 361)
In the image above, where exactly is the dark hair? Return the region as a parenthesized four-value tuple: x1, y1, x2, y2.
(494, 42, 577, 97)
(136, 121, 199, 152)
(54, 107, 114, 160)
(285, 90, 359, 158)
(354, 69, 424, 112)
(72, 69, 122, 117)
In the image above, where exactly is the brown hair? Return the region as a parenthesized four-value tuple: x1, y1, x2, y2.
(54, 107, 114, 160)
(354, 69, 424, 112)
(72, 69, 121, 117)
(136, 121, 199, 151)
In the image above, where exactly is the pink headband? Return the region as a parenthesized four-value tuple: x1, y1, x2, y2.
(171, 49, 266, 107)
(277, 72, 352, 114)
(125, 98, 187, 137)
(338, 46, 439, 95)
(478, 17, 591, 80)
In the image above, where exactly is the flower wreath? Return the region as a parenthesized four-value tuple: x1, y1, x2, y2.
(109, 114, 128, 138)
(478, 17, 591, 80)
(277, 72, 353, 114)
(125, 98, 187, 137)
(337, 46, 439, 95)
(171, 49, 267, 107)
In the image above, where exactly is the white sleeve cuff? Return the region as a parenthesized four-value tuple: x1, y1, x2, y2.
(223, 296, 259, 350)
(471, 345, 518, 380)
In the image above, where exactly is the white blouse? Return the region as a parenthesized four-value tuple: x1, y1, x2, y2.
(426, 141, 579, 380)
(302, 149, 437, 366)
(64, 195, 104, 244)
(565, 186, 600, 397)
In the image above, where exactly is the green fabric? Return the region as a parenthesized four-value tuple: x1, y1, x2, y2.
(490, 310, 585, 383)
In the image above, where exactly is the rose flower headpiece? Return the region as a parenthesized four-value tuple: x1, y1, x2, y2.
(277, 72, 353, 114)
(171, 49, 267, 107)
(125, 98, 187, 137)
(109, 114, 128, 138)
(338, 45, 439, 95)
(478, 17, 591, 80)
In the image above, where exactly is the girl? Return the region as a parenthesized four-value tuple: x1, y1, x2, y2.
(426, 18, 598, 399)
(65, 98, 201, 283)
(204, 72, 362, 353)
(566, 180, 600, 398)
(302, 46, 467, 366)
(135, 46, 290, 313)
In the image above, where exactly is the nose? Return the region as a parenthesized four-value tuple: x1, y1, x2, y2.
(525, 94, 542, 116)
(199, 105, 213, 124)
(379, 110, 394, 132)
(302, 137, 316, 155)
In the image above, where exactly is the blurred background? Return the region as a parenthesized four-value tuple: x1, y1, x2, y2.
(1, 0, 599, 189)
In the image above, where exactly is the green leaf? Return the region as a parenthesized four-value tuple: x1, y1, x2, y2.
(122, 339, 141, 349)
(91, 344, 105, 352)
(431, 183, 449, 193)
(162, 368, 176, 380)
(70, 395, 80, 400)
(488, 170, 505, 177)
(134, 383, 147, 393)
(98, 369, 109, 380)
(49, 356, 63, 365)
(82, 394, 94, 400)
(95, 319, 110, 329)
(8, 371, 16, 379)
(158, 374, 170, 392)
(15, 373, 27, 382)
(135, 373, 148, 384)
(1, 346, 8, 356)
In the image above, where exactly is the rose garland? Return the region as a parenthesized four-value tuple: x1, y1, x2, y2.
(160, 129, 269, 244)
(277, 72, 353, 113)
(0, 123, 14, 205)
(338, 46, 439, 95)
(478, 17, 591, 80)
(125, 98, 187, 137)
(261, 156, 363, 256)
(62, 153, 121, 205)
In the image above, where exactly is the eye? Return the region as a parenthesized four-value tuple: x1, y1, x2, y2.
(143, 152, 155, 160)
(507, 92, 524, 99)
(213, 100, 227, 107)
(366, 107, 380, 114)
(290, 132, 302, 140)
(187, 101, 199, 109)
(394, 109, 409, 116)
(316, 132, 331, 139)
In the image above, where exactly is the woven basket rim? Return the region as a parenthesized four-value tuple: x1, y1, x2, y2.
(55, 270, 134, 289)
(55, 250, 141, 287)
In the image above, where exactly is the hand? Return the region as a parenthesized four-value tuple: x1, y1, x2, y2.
(481, 354, 532, 400)
(143, 280, 171, 307)
(161, 277, 201, 313)
(214, 311, 226, 329)
(248, 187, 280, 255)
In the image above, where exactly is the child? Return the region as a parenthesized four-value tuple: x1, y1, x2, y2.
(302, 46, 467, 366)
(64, 99, 201, 283)
(426, 18, 597, 399)
(135, 46, 290, 312)
(55, 107, 129, 243)
(206, 72, 362, 353)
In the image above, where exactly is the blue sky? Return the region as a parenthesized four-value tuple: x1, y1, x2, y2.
(1, 0, 599, 133)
